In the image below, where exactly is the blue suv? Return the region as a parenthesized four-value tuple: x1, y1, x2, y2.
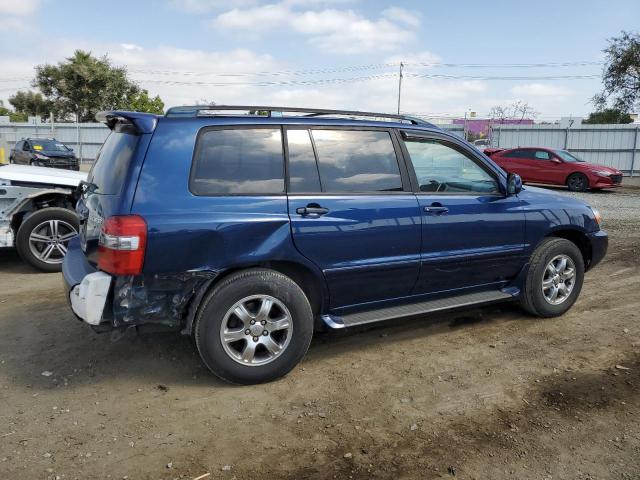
(63, 106, 607, 384)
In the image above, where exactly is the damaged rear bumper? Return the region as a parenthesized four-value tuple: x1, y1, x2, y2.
(63, 237, 217, 331)
(62, 237, 111, 325)
(69, 272, 112, 325)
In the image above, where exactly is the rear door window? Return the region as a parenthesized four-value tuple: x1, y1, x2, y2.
(190, 127, 284, 195)
(89, 132, 140, 195)
(310, 129, 403, 192)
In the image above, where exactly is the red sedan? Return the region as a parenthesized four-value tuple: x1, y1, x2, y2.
(486, 147, 623, 192)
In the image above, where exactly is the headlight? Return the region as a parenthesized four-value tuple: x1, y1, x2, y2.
(34, 153, 49, 160)
(591, 207, 602, 226)
(591, 169, 610, 177)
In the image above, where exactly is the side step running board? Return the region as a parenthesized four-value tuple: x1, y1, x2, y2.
(321, 290, 514, 329)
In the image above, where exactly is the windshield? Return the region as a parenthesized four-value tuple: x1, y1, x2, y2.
(554, 149, 584, 163)
(30, 139, 71, 152)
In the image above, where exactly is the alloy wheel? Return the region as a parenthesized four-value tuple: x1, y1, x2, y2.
(28, 219, 78, 265)
(541, 254, 576, 305)
(219, 295, 293, 366)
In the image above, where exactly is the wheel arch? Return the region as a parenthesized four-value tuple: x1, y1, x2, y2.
(546, 228, 593, 270)
(182, 260, 328, 336)
(9, 191, 76, 233)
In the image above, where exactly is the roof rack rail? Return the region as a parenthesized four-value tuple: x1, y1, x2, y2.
(165, 105, 435, 127)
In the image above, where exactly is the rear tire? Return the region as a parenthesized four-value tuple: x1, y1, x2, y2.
(520, 238, 584, 317)
(15, 207, 79, 272)
(194, 268, 314, 385)
(567, 173, 589, 192)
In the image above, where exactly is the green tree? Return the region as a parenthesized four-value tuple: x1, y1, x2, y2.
(0, 100, 28, 122)
(33, 50, 164, 121)
(128, 89, 165, 114)
(583, 108, 633, 124)
(8, 90, 52, 119)
(593, 31, 640, 112)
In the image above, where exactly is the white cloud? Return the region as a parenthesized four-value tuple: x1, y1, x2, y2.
(169, 0, 350, 13)
(292, 9, 413, 53)
(169, 0, 257, 13)
(510, 83, 571, 97)
(0, 36, 493, 119)
(214, 4, 289, 30)
(386, 51, 441, 65)
(212, 2, 419, 54)
(0, 0, 41, 32)
(0, 0, 40, 15)
(381, 6, 420, 27)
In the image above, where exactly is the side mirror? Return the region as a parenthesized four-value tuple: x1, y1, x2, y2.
(551, 158, 561, 164)
(507, 173, 522, 195)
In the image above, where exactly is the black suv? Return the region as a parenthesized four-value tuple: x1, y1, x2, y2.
(9, 138, 79, 171)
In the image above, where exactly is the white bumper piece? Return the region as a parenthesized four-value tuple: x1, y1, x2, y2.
(69, 271, 112, 325)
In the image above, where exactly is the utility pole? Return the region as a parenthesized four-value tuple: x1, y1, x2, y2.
(463, 110, 468, 141)
(397, 62, 404, 114)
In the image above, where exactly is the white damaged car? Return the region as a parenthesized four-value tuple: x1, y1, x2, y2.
(0, 164, 86, 272)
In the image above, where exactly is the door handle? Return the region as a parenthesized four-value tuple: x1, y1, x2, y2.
(423, 205, 449, 215)
(296, 205, 330, 217)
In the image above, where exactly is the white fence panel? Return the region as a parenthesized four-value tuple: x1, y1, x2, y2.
(492, 124, 640, 175)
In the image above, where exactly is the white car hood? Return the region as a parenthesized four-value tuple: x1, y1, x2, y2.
(0, 164, 87, 188)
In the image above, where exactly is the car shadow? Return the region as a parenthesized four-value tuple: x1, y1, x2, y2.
(525, 183, 617, 194)
(0, 248, 41, 274)
(306, 301, 526, 361)
(3, 295, 529, 391)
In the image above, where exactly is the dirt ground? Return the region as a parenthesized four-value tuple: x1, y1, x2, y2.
(1, 187, 639, 480)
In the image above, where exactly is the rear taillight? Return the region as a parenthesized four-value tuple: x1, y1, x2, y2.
(98, 215, 147, 275)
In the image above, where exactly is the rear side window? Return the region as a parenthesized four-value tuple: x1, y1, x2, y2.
(191, 128, 284, 195)
(89, 132, 140, 195)
(311, 129, 402, 192)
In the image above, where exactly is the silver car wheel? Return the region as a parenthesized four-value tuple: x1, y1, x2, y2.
(219, 295, 293, 366)
(28, 219, 78, 265)
(541, 254, 576, 305)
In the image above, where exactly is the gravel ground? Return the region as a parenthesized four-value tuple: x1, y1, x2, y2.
(0, 186, 639, 480)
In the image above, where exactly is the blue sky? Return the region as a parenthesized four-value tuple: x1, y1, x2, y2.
(1, 0, 638, 120)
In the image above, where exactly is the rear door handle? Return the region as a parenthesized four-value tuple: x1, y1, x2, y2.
(296, 206, 330, 217)
(423, 206, 449, 215)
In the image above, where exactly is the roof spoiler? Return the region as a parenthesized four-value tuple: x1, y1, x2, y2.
(483, 148, 505, 157)
(95, 111, 159, 134)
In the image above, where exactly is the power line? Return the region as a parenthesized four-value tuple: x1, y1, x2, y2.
(405, 73, 601, 81)
(132, 73, 398, 87)
(407, 61, 603, 68)
(126, 60, 602, 78)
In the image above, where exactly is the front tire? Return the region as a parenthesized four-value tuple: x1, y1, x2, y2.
(15, 207, 79, 272)
(520, 238, 584, 317)
(567, 173, 589, 192)
(194, 269, 314, 385)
